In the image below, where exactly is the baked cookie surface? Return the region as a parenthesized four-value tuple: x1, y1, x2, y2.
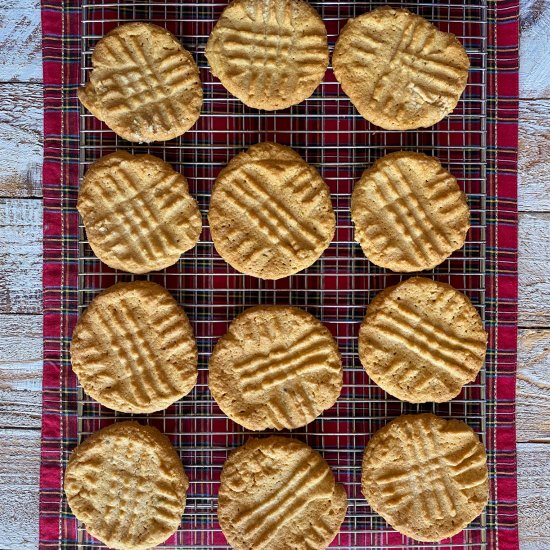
(79, 151, 202, 274)
(359, 277, 487, 402)
(205, 0, 328, 110)
(208, 142, 335, 279)
(79, 23, 202, 142)
(218, 436, 347, 550)
(209, 305, 343, 430)
(351, 151, 470, 272)
(362, 413, 488, 542)
(64, 421, 188, 550)
(333, 7, 469, 129)
(71, 281, 198, 413)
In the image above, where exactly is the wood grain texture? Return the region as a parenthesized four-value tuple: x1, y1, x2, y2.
(519, 99, 550, 211)
(518, 99, 550, 212)
(0, 314, 42, 429)
(517, 330, 550, 443)
(518, 443, 550, 549)
(520, 0, 550, 98)
(519, 214, 550, 327)
(0, 329, 547, 438)
(0, 199, 42, 314)
(518, 330, 550, 442)
(0, 429, 40, 549)
(0, 84, 43, 198)
(0, 437, 546, 550)
(0, 1, 42, 83)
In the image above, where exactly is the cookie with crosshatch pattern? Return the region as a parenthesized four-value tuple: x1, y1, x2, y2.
(64, 421, 188, 550)
(358, 277, 487, 403)
(208, 142, 335, 279)
(333, 7, 470, 129)
(70, 281, 198, 413)
(351, 151, 470, 272)
(209, 305, 343, 430)
(361, 413, 488, 542)
(79, 22, 202, 142)
(205, 0, 328, 110)
(218, 436, 347, 550)
(78, 151, 202, 274)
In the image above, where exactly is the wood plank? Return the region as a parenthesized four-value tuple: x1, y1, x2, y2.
(0, 84, 42, 198)
(0, 1, 41, 83)
(0, 91, 546, 206)
(520, 0, 550, 99)
(518, 329, 550, 442)
(0, 320, 543, 439)
(519, 213, 550, 327)
(0, 429, 545, 550)
(0, 199, 548, 323)
(0, 428, 39, 549)
(519, 99, 550, 211)
(2, 205, 546, 326)
(518, 443, 550, 549)
(0, 315, 42, 429)
(0, 0, 544, 96)
(1, 307, 541, 438)
(0, 0, 543, 95)
(0, 198, 42, 314)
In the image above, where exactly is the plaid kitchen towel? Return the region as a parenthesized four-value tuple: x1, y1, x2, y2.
(39, 0, 519, 548)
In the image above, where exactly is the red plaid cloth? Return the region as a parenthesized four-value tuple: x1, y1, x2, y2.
(40, 0, 519, 548)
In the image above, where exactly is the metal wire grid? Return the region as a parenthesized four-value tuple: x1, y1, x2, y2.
(76, 1, 488, 548)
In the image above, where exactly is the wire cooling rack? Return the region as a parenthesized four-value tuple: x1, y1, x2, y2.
(78, 0, 488, 548)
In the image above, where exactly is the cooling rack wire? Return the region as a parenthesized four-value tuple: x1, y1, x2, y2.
(77, 1, 488, 547)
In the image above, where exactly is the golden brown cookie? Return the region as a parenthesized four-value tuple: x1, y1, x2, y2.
(78, 152, 202, 274)
(209, 305, 342, 430)
(64, 421, 188, 550)
(71, 281, 198, 413)
(333, 7, 469, 130)
(359, 277, 487, 403)
(79, 23, 202, 142)
(208, 142, 335, 279)
(362, 413, 488, 542)
(219, 436, 347, 550)
(205, 0, 328, 110)
(351, 151, 470, 272)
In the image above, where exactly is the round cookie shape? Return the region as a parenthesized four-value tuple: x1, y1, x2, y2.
(362, 414, 488, 542)
(351, 151, 470, 272)
(208, 142, 335, 279)
(79, 152, 202, 274)
(64, 421, 188, 550)
(205, 0, 328, 110)
(209, 305, 343, 430)
(359, 277, 487, 403)
(333, 7, 470, 130)
(71, 281, 198, 413)
(218, 436, 347, 550)
(79, 23, 203, 142)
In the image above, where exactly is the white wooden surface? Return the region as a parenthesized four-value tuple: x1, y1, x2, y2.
(1, 1, 549, 548)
